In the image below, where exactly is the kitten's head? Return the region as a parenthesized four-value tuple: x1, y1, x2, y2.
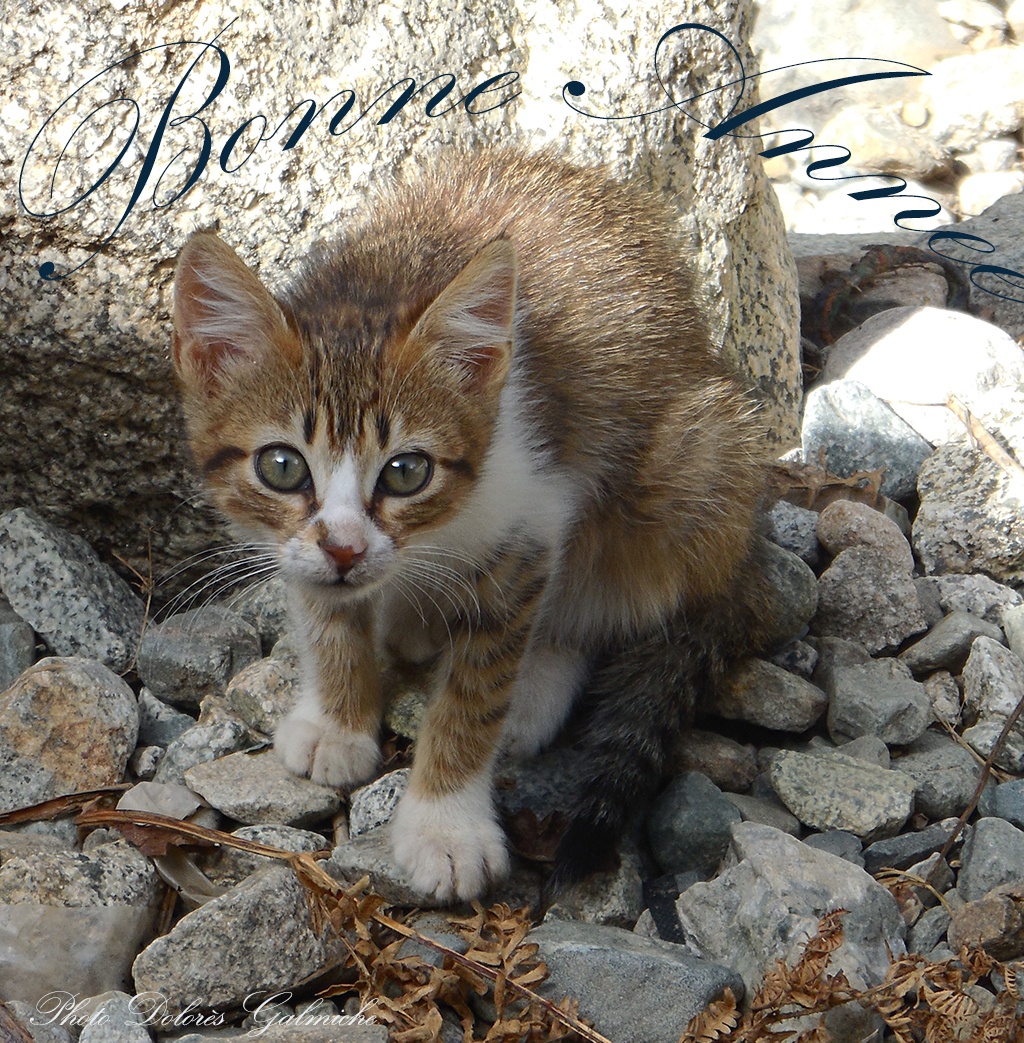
(171, 232, 517, 601)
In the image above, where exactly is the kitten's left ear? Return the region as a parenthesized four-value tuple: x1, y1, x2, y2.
(171, 232, 299, 397)
(406, 238, 518, 397)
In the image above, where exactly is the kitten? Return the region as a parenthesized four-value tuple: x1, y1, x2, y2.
(170, 149, 775, 901)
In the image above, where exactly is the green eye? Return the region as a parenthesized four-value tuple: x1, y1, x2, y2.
(378, 452, 433, 496)
(255, 445, 311, 492)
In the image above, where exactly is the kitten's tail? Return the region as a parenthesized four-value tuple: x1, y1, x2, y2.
(549, 539, 777, 891)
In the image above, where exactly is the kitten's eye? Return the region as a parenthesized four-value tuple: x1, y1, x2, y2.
(378, 452, 433, 496)
(255, 445, 311, 492)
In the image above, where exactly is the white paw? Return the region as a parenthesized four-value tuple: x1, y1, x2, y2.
(502, 645, 586, 758)
(390, 778, 510, 901)
(275, 703, 379, 789)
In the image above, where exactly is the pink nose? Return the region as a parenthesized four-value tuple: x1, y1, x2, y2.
(321, 543, 365, 574)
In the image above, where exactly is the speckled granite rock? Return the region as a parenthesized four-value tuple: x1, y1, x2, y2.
(0, 509, 144, 672)
(529, 919, 744, 1043)
(132, 863, 348, 1014)
(0, 839, 161, 1005)
(136, 607, 261, 711)
(962, 637, 1024, 773)
(812, 546, 928, 654)
(0, 657, 138, 814)
(914, 443, 1024, 587)
(183, 750, 342, 827)
(769, 750, 917, 841)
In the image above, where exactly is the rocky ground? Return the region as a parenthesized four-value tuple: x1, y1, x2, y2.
(755, 0, 1024, 233)
(4, 237, 1024, 1041)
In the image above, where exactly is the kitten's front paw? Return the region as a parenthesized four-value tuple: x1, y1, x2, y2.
(275, 706, 379, 789)
(390, 780, 510, 902)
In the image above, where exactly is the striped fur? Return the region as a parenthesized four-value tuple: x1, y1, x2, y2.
(170, 149, 773, 901)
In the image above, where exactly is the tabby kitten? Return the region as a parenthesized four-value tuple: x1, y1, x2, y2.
(171, 149, 774, 901)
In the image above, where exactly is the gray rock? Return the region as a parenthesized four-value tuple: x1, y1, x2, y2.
(327, 825, 443, 908)
(646, 773, 742, 877)
(151, 720, 253, 786)
(914, 577, 946, 627)
(900, 610, 1006, 676)
(924, 671, 963, 729)
(184, 751, 342, 828)
(830, 735, 890, 768)
(812, 547, 928, 654)
(767, 639, 818, 680)
(0, 840, 161, 1005)
(957, 818, 1024, 901)
(723, 793, 802, 835)
(1001, 603, 1024, 662)
(979, 778, 1024, 830)
(0, 509, 144, 672)
(825, 659, 932, 747)
(766, 500, 821, 567)
(802, 830, 864, 867)
(4, 999, 76, 1043)
(962, 637, 1024, 772)
(0, 830, 71, 867)
(917, 574, 1022, 625)
(0, 657, 138, 814)
(137, 607, 261, 711)
(0, 599, 36, 692)
(667, 729, 758, 793)
(863, 820, 966, 876)
(811, 637, 873, 691)
(349, 770, 410, 837)
(816, 499, 914, 571)
(399, 910, 471, 969)
(199, 824, 329, 887)
(801, 381, 933, 501)
(756, 539, 819, 646)
(921, 194, 1024, 345)
(544, 846, 645, 929)
(137, 688, 195, 747)
(78, 992, 153, 1043)
(382, 682, 430, 740)
(675, 823, 905, 997)
(890, 730, 986, 819)
(132, 863, 348, 1014)
(128, 745, 163, 781)
(908, 904, 952, 956)
(529, 919, 745, 1043)
(947, 886, 1024, 960)
(717, 658, 828, 733)
(770, 750, 917, 841)
(224, 652, 300, 736)
(922, 48, 1024, 152)
(227, 575, 290, 651)
(821, 306, 1024, 445)
(494, 746, 589, 819)
(915, 444, 1024, 587)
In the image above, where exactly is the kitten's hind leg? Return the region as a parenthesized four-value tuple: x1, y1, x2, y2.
(275, 598, 382, 789)
(501, 643, 587, 758)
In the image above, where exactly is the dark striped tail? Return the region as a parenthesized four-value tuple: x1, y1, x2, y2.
(550, 540, 777, 891)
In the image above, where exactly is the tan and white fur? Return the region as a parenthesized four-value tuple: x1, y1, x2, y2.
(170, 149, 770, 901)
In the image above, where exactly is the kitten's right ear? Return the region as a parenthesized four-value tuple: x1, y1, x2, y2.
(171, 233, 299, 396)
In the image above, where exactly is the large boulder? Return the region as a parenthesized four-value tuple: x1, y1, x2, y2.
(1, 0, 799, 595)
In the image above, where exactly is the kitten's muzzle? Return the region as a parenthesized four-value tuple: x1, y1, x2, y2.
(320, 541, 367, 578)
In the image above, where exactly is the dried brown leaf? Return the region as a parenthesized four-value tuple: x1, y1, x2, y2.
(678, 986, 740, 1043)
(0, 785, 131, 827)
